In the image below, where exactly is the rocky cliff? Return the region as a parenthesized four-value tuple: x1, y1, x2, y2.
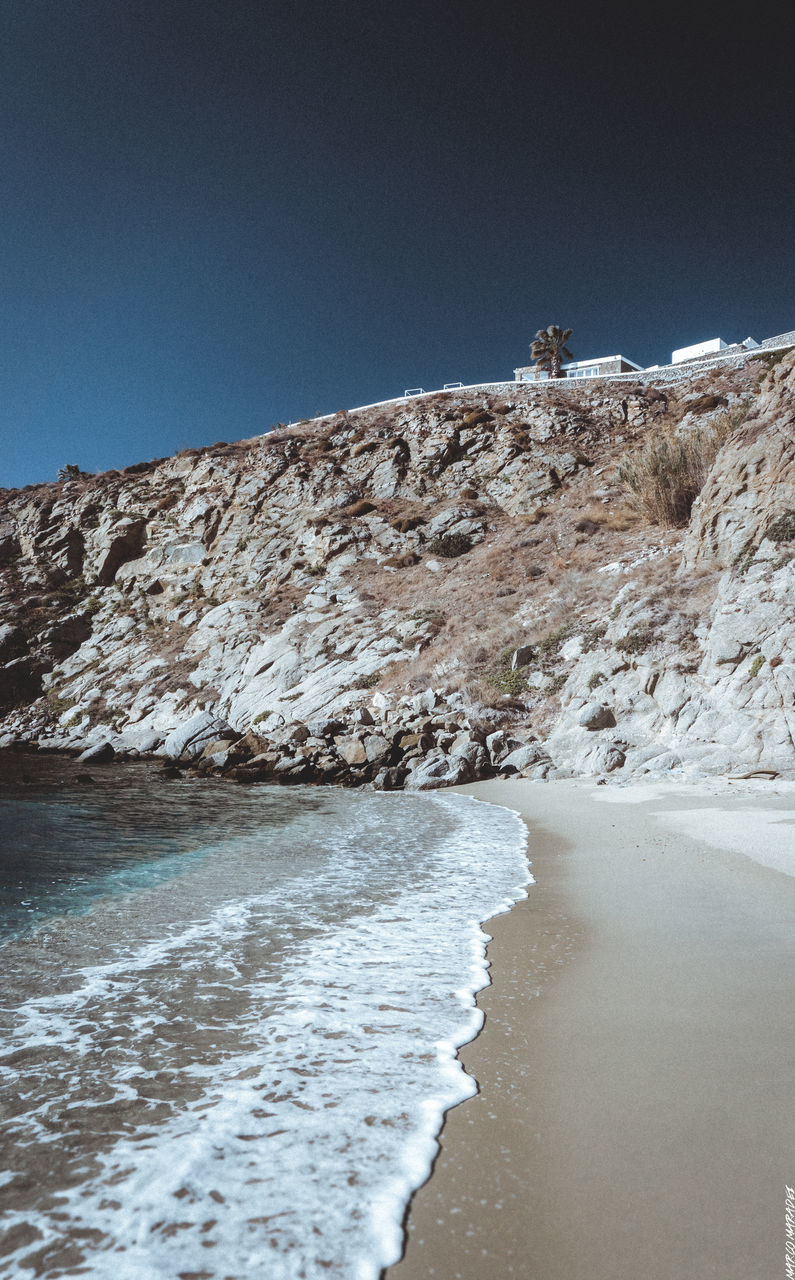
(0, 349, 793, 786)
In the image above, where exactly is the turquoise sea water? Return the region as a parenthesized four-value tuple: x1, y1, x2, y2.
(0, 754, 528, 1278)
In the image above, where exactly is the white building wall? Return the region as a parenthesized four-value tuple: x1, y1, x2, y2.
(671, 337, 727, 364)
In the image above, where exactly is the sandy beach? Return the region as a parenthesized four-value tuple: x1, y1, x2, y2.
(387, 778, 795, 1280)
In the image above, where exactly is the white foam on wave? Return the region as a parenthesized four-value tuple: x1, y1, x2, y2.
(0, 790, 529, 1279)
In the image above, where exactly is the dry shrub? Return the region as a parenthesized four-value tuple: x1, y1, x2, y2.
(519, 507, 548, 525)
(687, 393, 728, 415)
(391, 514, 425, 533)
(383, 552, 420, 569)
(579, 501, 641, 532)
(618, 413, 738, 527)
(341, 499, 376, 518)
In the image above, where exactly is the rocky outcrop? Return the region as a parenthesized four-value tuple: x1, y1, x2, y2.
(682, 355, 795, 570)
(0, 349, 792, 782)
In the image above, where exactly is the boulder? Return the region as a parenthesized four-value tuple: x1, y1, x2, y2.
(405, 753, 472, 790)
(499, 744, 543, 773)
(576, 702, 616, 731)
(307, 718, 347, 738)
(235, 729, 270, 757)
(364, 734, 391, 765)
(78, 740, 115, 763)
(591, 743, 626, 773)
(373, 765, 407, 791)
(511, 644, 534, 669)
(485, 730, 526, 763)
(450, 738, 490, 775)
(411, 688, 440, 715)
(336, 736, 367, 766)
(164, 711, 235, 760)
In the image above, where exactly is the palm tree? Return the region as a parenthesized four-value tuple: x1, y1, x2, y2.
(530, 325, 573, 379)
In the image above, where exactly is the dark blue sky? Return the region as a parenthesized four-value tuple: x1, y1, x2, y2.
(2, 1, 793, 488)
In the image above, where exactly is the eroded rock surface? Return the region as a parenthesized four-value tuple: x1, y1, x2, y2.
(0, 351, 792, 783)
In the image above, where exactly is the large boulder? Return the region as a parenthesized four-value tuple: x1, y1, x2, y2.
(499, 744, 544, 773)
(404, 753, 472, 790)
(576, 702, 616, 731)
(336, 736, 367, 766)
(78, 740, 115, 763)
(164, 711, 235, 760)
(364, 734, 391, 765)
(485, 730, 526, 763)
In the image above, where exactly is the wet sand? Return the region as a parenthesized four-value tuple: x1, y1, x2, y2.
(387, 778, 795, 1280)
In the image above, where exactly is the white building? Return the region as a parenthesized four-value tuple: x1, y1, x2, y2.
(671, 337, 728, 364)
(514, 353, 643, 383)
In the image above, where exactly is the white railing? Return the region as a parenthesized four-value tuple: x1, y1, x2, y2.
(283, 340, 793, 431)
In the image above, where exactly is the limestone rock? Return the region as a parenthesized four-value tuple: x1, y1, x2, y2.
(682, 351, 795, 571)
(511, 644, 534, 669)
(485, 730, 526, 763)
(336, 736, 367, 766)
(499, 744, 543, 773)
(78, 740, 115, 763)
(404, 753, 472, 790)
(164, 711, 235, 760)
(364, 734, 391, 765)
(93, 517, 147, 585)
(576, 702, 616, 731)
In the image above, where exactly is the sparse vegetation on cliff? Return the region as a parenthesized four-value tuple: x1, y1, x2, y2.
(0, 348, 792, 782)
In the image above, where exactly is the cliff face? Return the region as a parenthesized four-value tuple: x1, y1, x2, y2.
(0, 350, 792, 784)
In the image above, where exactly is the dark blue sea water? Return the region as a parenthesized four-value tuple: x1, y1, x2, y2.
(0, 753, 528, 1278)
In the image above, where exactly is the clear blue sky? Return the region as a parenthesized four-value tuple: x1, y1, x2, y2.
(2, 1, 793, 488)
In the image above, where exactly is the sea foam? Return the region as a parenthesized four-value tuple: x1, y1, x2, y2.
(0, 787, 529, 1278)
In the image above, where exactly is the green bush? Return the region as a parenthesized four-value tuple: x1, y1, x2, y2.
(749, 654, 765, 678)
(350, 671, 381, 690)
(581, 624, 607, 652)
(47, 692, 77, 716)
(537, 623, 573, 655)
(587, 671, 606, 690)
(615, 628, 653, 655)
(487, 666, 528, 697)
(426, 532, 473, 558)
(765, 510, 795, 543)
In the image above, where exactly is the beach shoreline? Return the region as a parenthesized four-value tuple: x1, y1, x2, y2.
(386, 777, 795, 1280)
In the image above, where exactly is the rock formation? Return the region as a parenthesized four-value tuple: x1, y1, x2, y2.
(0, 348, 792, 784)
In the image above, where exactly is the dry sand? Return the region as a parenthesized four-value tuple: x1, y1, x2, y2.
(386, 778, 795, 1280)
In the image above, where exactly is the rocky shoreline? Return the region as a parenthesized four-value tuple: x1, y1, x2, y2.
(33, 690, 553, 790)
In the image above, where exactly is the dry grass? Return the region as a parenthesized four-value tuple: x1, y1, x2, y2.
(617, 409, 743, 527)
(577, 501, 642, 532)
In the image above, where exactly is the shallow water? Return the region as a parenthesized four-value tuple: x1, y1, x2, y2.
(0, 756, 528, 1278)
